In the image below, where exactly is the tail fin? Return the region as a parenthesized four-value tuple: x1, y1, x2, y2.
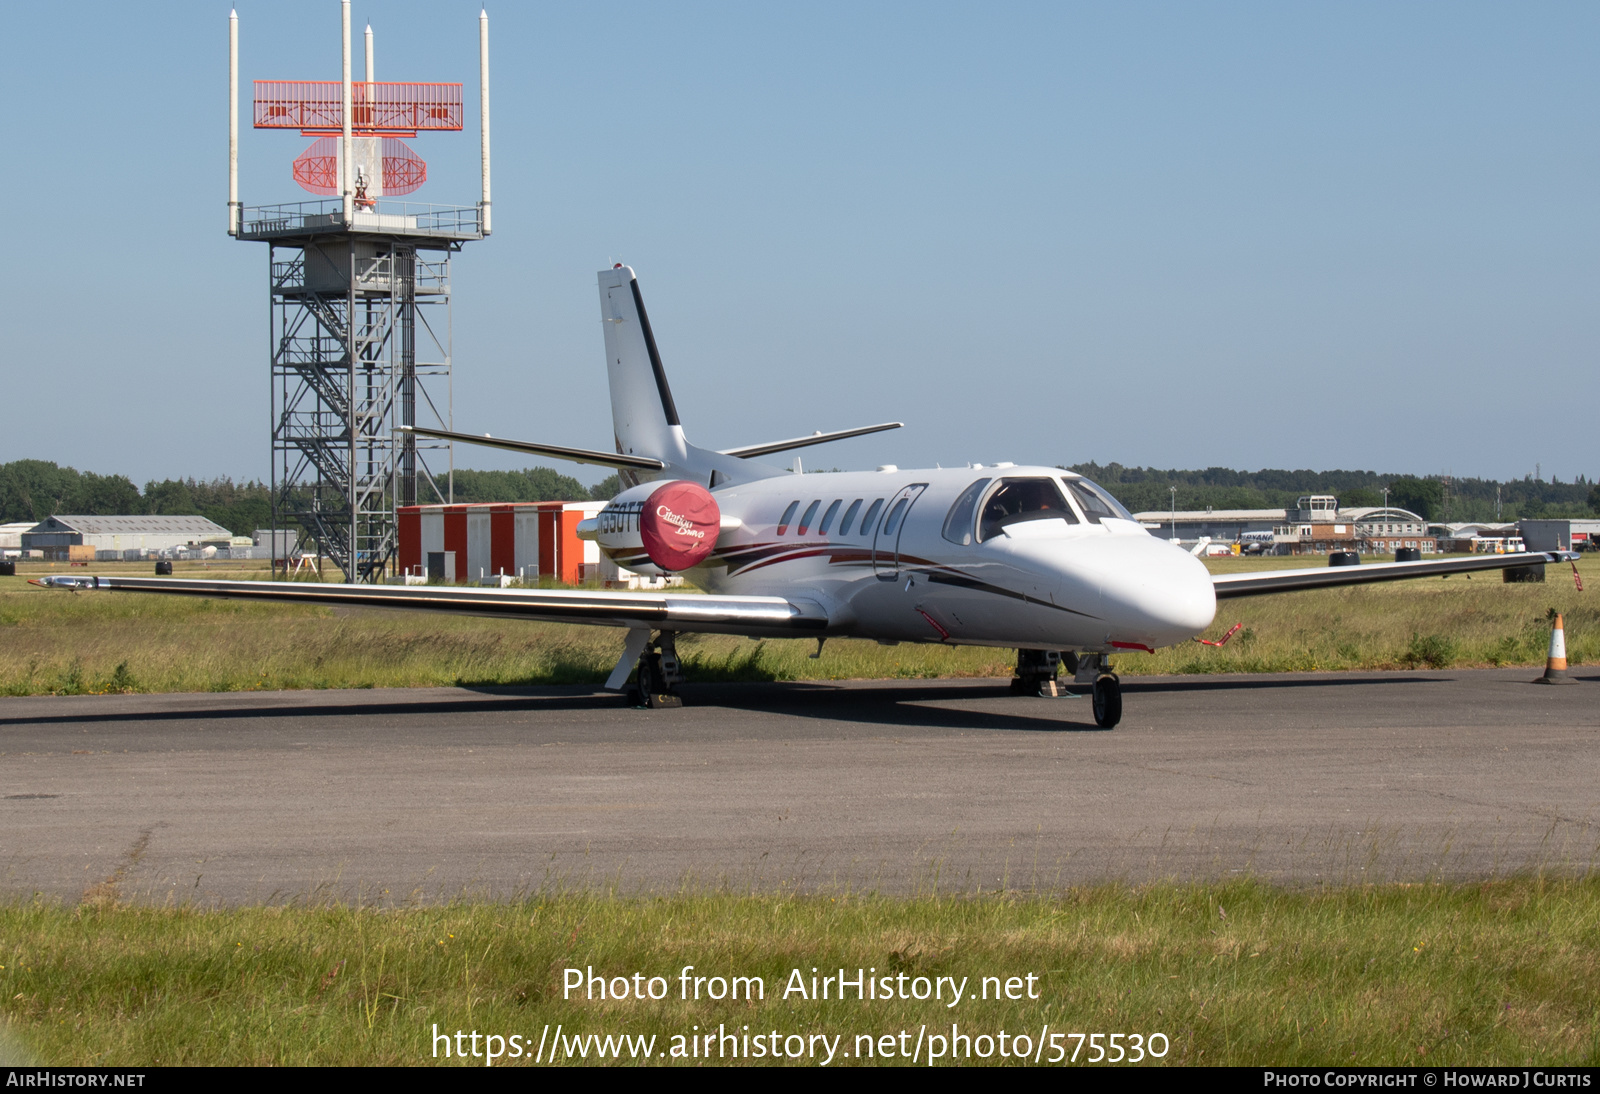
(598, 265, 688, 465)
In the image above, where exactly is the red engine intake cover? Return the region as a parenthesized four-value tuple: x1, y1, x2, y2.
(639, 481, 721, 571)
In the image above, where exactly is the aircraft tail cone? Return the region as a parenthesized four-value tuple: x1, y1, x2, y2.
(1533, 612, 1578, 684)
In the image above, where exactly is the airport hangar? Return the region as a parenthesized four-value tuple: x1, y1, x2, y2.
(16, 515, 236, 561)
(1134, 494, 1436, 555)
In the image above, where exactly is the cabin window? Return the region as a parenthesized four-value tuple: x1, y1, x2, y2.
(978, 478, 1075, 542)
(942, 478, 991, 545)
(859, 498, 886, 537)
(777, 501, 800, 535)
(838, 499, 863, 536)
(882, 498, 909, 537)
(818, 500, 842, 535)
(1065, 478, 1134, 523)
(798, 500, 821, 535)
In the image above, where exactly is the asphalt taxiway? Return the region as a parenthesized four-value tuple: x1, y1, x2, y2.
(2, 668, 1596, 903)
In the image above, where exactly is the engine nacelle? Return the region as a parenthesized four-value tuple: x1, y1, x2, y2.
(589, 479, 721, 575)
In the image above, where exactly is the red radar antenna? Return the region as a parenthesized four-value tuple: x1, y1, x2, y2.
(292, 136, 426, 197)
(253, 23, 463, 201)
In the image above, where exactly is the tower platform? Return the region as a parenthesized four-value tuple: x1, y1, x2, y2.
(239, 199, 483, 244)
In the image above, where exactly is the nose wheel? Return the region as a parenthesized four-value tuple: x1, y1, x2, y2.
(1091, 673, 1122, 729)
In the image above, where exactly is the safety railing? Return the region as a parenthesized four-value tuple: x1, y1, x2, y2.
(241, 199, 482, 240)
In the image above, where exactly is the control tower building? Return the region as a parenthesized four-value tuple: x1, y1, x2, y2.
(228, 3, 491, 581)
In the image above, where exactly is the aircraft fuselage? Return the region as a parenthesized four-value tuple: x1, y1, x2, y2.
(594, 465, 1218, 653)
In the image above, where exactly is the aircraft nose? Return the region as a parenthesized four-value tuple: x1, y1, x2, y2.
(1081, 537, 1217, 647)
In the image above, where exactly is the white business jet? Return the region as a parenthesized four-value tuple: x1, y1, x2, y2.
(34, 266, 1578, 727)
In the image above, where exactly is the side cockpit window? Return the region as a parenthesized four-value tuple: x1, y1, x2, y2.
(941, 478, 991, 545)
(978, 478, 1078, 542)
(1064, 478, 1135, 524)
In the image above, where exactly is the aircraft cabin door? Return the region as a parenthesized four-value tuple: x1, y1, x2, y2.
(872, 483, 927, 580)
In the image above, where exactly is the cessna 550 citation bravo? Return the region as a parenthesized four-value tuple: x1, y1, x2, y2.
(34, 265, 1579, 727)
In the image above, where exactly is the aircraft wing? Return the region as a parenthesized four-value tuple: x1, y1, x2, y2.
(1212, 550, 1579, 599)
(38, 576, 828, 635)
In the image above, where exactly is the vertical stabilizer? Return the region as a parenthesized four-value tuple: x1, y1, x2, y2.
(598, 266, 690, 467)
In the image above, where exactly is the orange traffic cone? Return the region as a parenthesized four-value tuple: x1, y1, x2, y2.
(1533, 613, 1577, 685)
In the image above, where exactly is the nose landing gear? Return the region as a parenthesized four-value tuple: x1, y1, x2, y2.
(1073, 651, 1122, 728)
(1090, 672, 1122, 729)
(1010, 649, 1122, 728)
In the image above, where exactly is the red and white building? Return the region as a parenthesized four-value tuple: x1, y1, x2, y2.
(396, 501, 666, 587)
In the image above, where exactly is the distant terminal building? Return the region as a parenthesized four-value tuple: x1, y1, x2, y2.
(1349, 505, 1436, 554)
(1431, 523, 1523, 553)
(21, 515, 235, 561)
(1135, 496, 1437, 555)
(1428, 519, 1600, 554)
(397, 501, 669, 588)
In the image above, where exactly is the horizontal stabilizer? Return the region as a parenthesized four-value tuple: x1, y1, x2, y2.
(1213, 551, 1579, 599)
(718, 422, 903, 460)
(398, 425, 664, 471)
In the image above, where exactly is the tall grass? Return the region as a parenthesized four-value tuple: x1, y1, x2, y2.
(1140, 560, 1596, 675)
(1, 880, 1598, 1065)
(0, 555, 1592, 695)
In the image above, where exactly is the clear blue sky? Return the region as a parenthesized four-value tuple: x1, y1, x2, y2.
(1, 2, 1594, 487)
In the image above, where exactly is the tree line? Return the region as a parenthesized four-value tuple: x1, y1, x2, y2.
(2, 457, 1593, 532)
(1066, 463, 1597, 523)
(0, 460, 623, 537)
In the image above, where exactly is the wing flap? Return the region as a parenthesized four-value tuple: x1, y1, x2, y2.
(72, 576, 827, 633)
(1213, 551, 1578, 599)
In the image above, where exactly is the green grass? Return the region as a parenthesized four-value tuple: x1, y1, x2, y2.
(0, 555, 1593, 695)
(2, 880, 1598, 1066)
(1141, 554, 1596, 675)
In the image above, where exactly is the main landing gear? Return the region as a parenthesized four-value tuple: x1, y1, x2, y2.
(628, 631, 684, 709)
(1009, 648, 1122, 729)
(1010, 648, 1063, 696)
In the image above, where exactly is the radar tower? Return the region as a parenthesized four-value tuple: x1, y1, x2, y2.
(229, 3, 491, 581)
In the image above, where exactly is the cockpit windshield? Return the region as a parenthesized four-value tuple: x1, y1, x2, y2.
(977, 478, 1078, 542)
(1064, 477, 1135, 523)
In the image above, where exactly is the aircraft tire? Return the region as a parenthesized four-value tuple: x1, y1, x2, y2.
(1092, 674, 1122, 729)
(634, 653, 683, 709)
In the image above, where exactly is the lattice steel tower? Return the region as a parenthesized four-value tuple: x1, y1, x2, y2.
(228, 4, 491, 581)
